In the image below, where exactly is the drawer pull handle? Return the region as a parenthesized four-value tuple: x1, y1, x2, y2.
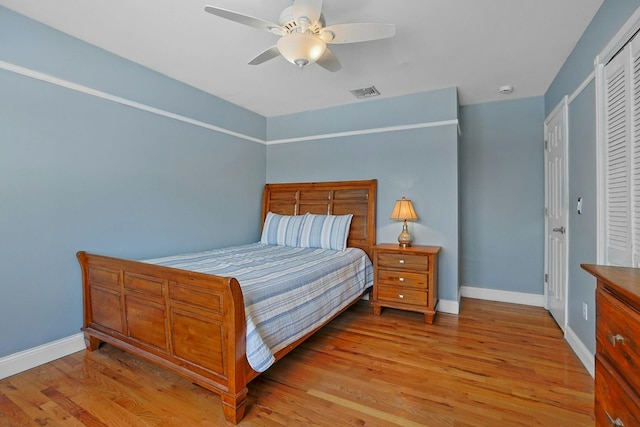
(605, 411, 625, 426)
(398, 294, 404, 299)
(607, 331, 625, 347)
(398, 259, 405, 264)
(399, 277, 405, 282)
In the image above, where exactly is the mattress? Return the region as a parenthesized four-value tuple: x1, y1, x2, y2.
(143, 243, 373, 372)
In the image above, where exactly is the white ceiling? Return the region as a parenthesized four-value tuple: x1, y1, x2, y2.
(1, 0, 603, 117)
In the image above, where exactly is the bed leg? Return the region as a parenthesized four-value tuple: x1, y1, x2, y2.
(221, 388, 248, 424)
(84, 333, 101, 351)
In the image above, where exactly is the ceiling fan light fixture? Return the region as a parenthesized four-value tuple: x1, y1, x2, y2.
(277, 32, 327, 68)
(205, 3, 396, 72)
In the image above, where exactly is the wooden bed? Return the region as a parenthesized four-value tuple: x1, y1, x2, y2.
(77, 179, 377, 424)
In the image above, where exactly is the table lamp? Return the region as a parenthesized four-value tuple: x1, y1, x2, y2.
(390, 196, 418, 247)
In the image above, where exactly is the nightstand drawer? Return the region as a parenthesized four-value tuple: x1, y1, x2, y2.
(377, 285, 427, 306)
(377, 252, 428, 270)
(377, 269, 428, 289)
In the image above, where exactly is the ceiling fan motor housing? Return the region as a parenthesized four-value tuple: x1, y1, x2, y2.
(279, 5, 325, 34)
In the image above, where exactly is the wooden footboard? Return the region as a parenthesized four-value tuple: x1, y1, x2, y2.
(77, 251, 249, 423)
(77, 179, 377, 424)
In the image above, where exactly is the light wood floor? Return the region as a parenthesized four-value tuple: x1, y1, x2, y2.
(0, 298, 594, 426)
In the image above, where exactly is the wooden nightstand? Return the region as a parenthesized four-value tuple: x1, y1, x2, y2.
(371, 244, 440, 324)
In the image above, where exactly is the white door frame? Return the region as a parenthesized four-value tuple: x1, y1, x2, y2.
(544, 96, 569, 332)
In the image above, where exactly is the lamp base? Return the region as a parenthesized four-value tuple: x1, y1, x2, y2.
(397, 220, 412, 248)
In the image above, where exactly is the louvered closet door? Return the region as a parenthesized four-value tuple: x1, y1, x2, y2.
(604, 46, 632, 266)
(632, 35, 640, 267)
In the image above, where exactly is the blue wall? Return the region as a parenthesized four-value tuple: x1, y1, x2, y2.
(266, 88, 460, 302)
(460, 97, 545, 295)
(0, 7, 266, 358)
(567, 82, 598, 352)
(6, 0, 639, 364)
(0, 8, 265, 140)
(544, 0, 640, 353)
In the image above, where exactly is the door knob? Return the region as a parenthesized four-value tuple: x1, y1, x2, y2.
(552, 226, 565, 234)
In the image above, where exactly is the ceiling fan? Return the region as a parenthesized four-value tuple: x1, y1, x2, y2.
(204, 0, 396, 72)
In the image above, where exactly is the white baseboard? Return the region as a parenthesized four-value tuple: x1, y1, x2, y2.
(438, 298, 460, 314)
(0, 297, 594, 381)
(437, 286, 543, 314)
(0, 333, 85, 380)
(460, 286, 545, 307)
(565, 325, 595, 378)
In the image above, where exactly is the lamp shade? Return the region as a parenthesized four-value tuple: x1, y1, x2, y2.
(277, 32, 327, 67)
(390, 197, 418, 221)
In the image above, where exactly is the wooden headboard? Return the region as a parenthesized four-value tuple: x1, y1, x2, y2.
(262, 179, 377, 260)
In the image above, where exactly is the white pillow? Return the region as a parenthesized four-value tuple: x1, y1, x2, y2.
(299, 213, 354, 251)
(260, 212, 307, 247)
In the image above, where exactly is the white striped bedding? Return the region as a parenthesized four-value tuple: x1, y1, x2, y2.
(143, 243, 373, 372)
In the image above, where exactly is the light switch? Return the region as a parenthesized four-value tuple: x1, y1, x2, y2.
(577, 197, 583, 215)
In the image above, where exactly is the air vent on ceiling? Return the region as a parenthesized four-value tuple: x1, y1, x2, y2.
(350, 85, 380, 99)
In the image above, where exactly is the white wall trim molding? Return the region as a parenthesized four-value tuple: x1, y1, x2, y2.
(0, 333, 85, 380)
(0, 60, 265, 145)
(567, 71, 595, 105)
(460, 286, 545, 307)
(1, 60, 460, 148)
(565, 325, 595, 378)
(266, 120, 460, 145)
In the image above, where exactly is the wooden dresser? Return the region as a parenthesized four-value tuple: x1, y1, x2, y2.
(582, 264, 640, 427)
(372, 244, 440, 324)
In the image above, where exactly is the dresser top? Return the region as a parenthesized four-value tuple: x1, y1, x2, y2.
(582, 264, 640, 308)
(375, 244, 441, 254)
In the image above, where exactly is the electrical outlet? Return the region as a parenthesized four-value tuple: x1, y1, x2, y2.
(582, 302, 588, 320)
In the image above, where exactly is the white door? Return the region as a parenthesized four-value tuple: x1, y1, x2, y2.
(544, 98, 568, 331)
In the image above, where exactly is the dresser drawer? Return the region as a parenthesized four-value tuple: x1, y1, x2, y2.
(377, 252, 428, 271)
(595, 356, 640, 427)
(377, 284, 427, 306)
(377, 269, 427, 289)
(596, 288, 640, 392)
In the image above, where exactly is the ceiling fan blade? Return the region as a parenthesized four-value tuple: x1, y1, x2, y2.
(321, 23, 396, 44)
(316, 48, 341, 72)
(204, 5, 284, 35)
(248, 46, 281, 65)
(293, 0, 323, 26)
